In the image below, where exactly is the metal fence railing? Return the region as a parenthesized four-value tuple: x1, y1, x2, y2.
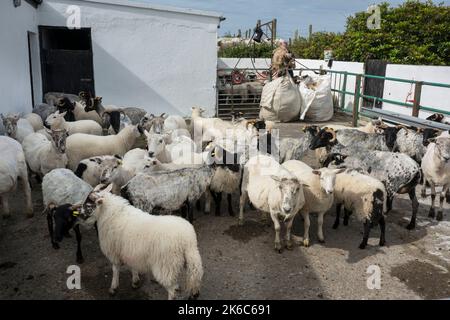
(217, 67, 450, 126)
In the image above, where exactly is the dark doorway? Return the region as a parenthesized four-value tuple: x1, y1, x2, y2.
(39, 26, 95, 98)
(363, 59, 388, 109)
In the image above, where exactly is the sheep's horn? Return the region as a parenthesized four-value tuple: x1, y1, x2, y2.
(325, 127, 337, 142)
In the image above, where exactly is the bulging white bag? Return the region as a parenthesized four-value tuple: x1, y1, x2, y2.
(299, 74, 333, 121)
(259, 75, 302, 122)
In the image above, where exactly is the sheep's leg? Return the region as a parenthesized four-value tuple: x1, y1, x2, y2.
(437, 184, 448, 221)
(1, 195, 10, 218)
(406, 188, 419, 230)
(21, 172, 33, 218)
(446, 189, 450, 204)
(227, 194, 235, 216)
(379, 216, 386, 246)
(46, 212, 59, 249)
(343, 209, 351, 226)
(167, 285, 178, 300)
(238, 191, 247, 226)
(421, 176, 427, 198)
(74, 224, 84, 264)
(386, 196, 394, 212)
(131, 270, 141, 289)
(428, 183, 436, 218)
(213, 192, 222, 216)
(302, 212, 311, 247)
(270, 212, 282, 253)
(359, 220, 371, 249)
(204, 191, 211, 215)
(285, 217, 295, 250)
(333, 203, 341, 229)
(109, 264, 120, 296)
(317, 212, 325, 243)
(188, 202, 194, 224)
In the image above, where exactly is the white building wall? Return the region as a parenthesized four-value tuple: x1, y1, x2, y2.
(37, 0, 220, 116)
(0, 1, 40, 114)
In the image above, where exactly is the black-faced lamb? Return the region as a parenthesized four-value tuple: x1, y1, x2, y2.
(81, 184, 203, 300)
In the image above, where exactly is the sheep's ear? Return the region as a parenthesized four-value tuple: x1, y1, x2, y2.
(161, 113, 167, 119)
(333, 168, 346, 174)
(312, 170, 321, 176)
(428, 138, 437, 144)
(103, 183, 114, 194)
(45, 128, 53, 135)
(95, 198, 104, 205)
(114, 154, 122, 160)
(60, 111, 67, 117)
(270, 175, 281, 183)
(144, 129, 151, 138)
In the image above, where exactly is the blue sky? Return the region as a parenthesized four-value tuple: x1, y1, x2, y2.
(137, 0, 449, 38)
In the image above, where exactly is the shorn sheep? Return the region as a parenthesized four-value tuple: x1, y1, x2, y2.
(332, 170, 387, 249)
(282, 160, 344, 247)
(45, 111, 103, 135)
(0, 136, 33, 218)
(122, 165, 212, 223)
(239, 155, 305, 252)
(81, 184, 203, 300)
(65, 124, 142, 170)
(1, 114, 34, 143)
(312, 127, 421, 230)
(22, 129, 68, 178)
(33, 103, 57, 122)
(421, 136, 450, 221)
(23, 113, 44, 132)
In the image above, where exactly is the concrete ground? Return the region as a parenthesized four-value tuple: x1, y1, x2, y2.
(0, 113, 449, 300)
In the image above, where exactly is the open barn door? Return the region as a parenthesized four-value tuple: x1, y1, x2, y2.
(363, 59, 388, 109)
(39, 26, 95, 98)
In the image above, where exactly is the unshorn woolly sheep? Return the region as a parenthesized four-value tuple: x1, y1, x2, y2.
(0, 136, 33, 217)
(1, 114, 34, 143)
(239, 155, 305, 252)
(45, 111, 103, 135)
(81, 184, 203, 300)
(74, 155, 123, 187)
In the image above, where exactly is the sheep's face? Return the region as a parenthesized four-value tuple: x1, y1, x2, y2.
(1, 114, 19, 137)
(48, 128, 69, 153)
(81, 184, 114, 217)
(381, 126, 402, 151)
(78, 91, 94, 110)
(426, 113, 445, 123)
(45, 111, 65, 128)
(99, 162, 122, 184)
(150, 115, 166, 134)
(139, 113, 155, 131)
(312, 168, 345, 195)
(271, 176, 303, 215)
(144, 131, 167, 158)
(309, 128, 336, 150)
(421, 128, 440, 146)
(431, 137, 450, 163)
(191, 106, 205, 117)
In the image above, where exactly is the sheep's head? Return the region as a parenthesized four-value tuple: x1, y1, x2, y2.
(311, 168, 345, 195)
(302, 125, 320, 137)
(322, 153, 348, 168)
(380, 125, 406, 151)
(45, 111, 65, 128)
(309, 127, 336, 150)
(1, 113, 20, 138)
(270, 176, 304, 218)
(144, 130, 168, 158)
(426, 113, 445, 123)
(191, 106, 205, 117)
(420, 128, 441, 146)
(81, 184, 114, 217)
(50, 203, 83, 242)
(429, 136, 450, 163)
(78, 91, 94, 109)
(47, 128, 69, 153)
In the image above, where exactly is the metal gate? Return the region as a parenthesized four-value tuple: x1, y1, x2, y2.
(216, 68, 269, 119)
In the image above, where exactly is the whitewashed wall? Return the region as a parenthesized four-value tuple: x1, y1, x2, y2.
(37, 0, 221, 116)
(0, 1, 40, 114)
(382, 64, 450, 119)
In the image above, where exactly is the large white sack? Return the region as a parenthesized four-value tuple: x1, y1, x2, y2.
(299, 75, 333, 122)
(42, 168, 92, 207)
(259, 75, 302, 122)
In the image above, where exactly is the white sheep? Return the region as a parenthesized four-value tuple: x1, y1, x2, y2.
(144, 130, 196, 163)
(282, 160, 344, 247)
(45, 111, 103, 135)
(331, 170, 387, 249)
(23, 113, 44, 131)
(0, 136, 33, 217)
(65, 124, 142, 170)
(1, 114, 35, 143)
(81, 184, 203, 300)
(239, 155, 305, 252)
(421, 136, 450, 221)
(74, 155, 123, 187)
(22, 129, 68, 177)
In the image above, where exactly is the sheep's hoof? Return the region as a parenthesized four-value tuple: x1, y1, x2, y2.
(428, 208, 435, 218)
(285, 241, 293, 250)
(318, 238, 325, 244)
(52, 243, 60, 250)
(421, 190, 427, 198)
(228, 210, 235, 217)
(238, 219, 244, 226)
(188, 292, 200, 300)
(446, 194, 450, 204)
(303, 239, 310, 247)
(132, 280, 142, 289)
(332, 222, 339, 229)
(2, 214, 11, 220)
(26, 212, 34, 219)
(109, 288, 117, 296)
(215, 210, 221, 217)
(406, 222, 416, 230)
(436, 211, 443, 221)
(76, 256, 84, 264)
(379, 239, 386, 247)
(358, 242, 367, 249)
(274, 243, 282, 253)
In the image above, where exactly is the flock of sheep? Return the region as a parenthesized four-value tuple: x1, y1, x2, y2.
(1, 91, 449, 300)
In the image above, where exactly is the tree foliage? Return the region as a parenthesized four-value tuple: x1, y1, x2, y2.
(219, 1, 450, 65)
